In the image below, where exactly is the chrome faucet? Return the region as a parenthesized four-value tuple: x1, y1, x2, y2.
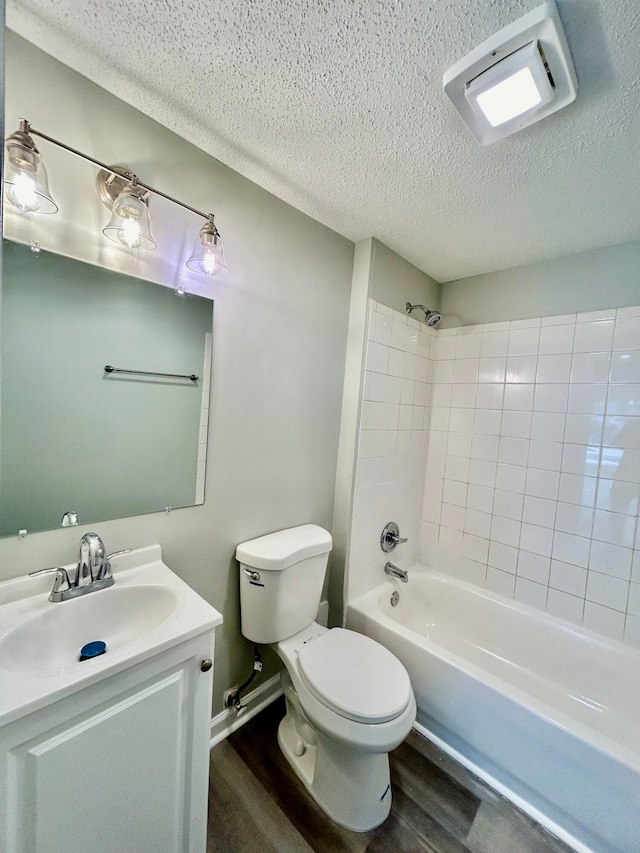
(384, 562, 409, 583)
(29, 533, 131, 602)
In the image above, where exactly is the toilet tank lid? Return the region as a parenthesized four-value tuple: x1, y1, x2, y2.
(236, 524, 332, 571)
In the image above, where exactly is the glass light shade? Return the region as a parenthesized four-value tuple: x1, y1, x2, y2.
(4, 140, 58, 214)
(102, 184, 156, 250)
(186, 224, 228, 276)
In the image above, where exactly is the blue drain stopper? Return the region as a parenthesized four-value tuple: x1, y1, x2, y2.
(79, 640, 107, 661)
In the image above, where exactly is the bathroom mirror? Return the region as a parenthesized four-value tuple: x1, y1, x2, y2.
(0, 239, 213, 537)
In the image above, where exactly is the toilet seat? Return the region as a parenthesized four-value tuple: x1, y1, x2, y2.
(297, 628, 412, 724)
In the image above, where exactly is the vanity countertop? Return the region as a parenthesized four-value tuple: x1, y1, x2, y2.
(0, 544, 223, 726)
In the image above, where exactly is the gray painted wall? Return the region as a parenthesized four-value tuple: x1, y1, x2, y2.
(441, 240, 640, 328)
(369, 238, 441, 315)
(0, 240, 211, 536)
(2, 33, 355, 711)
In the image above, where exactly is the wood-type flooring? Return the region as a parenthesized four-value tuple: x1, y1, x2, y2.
(207, 698, 573, 853)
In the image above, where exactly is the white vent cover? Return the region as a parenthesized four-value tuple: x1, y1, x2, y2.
(443, 1, 578, 145)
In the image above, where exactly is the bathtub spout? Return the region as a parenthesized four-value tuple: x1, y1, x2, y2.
(384, 562, 408, 583)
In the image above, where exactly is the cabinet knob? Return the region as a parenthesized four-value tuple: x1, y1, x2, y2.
(200, 659, 213, 673)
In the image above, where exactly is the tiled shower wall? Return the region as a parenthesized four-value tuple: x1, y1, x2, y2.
(420, 306, 640, 646)
(348, 300, 435, 600)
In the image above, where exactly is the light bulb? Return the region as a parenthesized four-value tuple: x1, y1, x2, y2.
(202, 250, 219, 275)
(7, 171, 40, 212)
(121, 217, 142, 249)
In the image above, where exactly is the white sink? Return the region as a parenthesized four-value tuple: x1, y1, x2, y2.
(0, 544, 223, 726)
(0, 584, 177, 674)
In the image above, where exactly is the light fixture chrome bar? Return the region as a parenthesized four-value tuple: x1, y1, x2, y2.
(104, 365, 198, 381)
(25, 120, 218, 229)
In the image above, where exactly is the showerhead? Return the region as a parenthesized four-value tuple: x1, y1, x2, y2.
(405, 303, 443, 327)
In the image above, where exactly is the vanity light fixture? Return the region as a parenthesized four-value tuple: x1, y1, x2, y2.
(4, 119, 227, 276)
(443, 1, 577, 145)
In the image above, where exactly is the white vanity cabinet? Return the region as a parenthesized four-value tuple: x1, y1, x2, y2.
(0, 545, 223, 853)
(0, 631, 214, 853)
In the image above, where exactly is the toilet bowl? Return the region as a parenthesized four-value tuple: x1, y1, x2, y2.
(236, 524, 416, 831)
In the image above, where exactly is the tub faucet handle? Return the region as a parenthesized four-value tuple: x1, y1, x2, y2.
(380, 522, 408, 553)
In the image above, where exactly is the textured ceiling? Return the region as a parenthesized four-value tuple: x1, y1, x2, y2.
(7, 0, 640, 281)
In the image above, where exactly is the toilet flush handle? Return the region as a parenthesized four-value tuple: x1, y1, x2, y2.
(243, 568, 261, 581)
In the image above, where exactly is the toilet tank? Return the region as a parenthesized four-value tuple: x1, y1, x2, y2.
(236, 524, 332, 644)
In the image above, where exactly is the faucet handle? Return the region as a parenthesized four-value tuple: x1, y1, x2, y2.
(29, 567, 71, 595)
(96, 549, 132, 581)
(380, 522, 408, 553)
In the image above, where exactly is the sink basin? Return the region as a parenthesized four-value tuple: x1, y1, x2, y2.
(0, 584, 178, 674)
(0, 544, 223, 727)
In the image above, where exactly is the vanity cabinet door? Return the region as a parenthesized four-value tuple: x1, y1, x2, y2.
(0, 632, 214, 853)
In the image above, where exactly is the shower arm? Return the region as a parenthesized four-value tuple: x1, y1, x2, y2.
(406, 303, 429, 321)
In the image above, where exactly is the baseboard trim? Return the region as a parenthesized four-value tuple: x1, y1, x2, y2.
(413, 721, 594, 853)
(210, 674, 282, 749)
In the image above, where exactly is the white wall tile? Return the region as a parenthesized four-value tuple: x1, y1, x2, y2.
(567, 384, 607, 415)
(504, 384, 534, 411)
(506, 355, 537, 384)
(582, 601, 625, 640)
(478, 357, 506, 383)
(530, 412, 566, 442)
(524, 468, 559, 500)
(488, 542, 518, 573)
(517, 550, 550, 584)
(515, 577, 548, 611)
(552, 531, 591, 568)
(554, 502, 593, 538)
(586, 571, 629, 611)
(522, 495, 556, 529)
(486, 567, 516, 597)
(595, 478, 639, 515)
(588, 540, 633, 580)
(500, 410, 532, 439)
(536, 354, 572, 383)
(539, 324, 575, 355)
(480, 330, 509, 357)
(456, 332, 482, 359)
(508, 327, 540, 356)
(491, 515, 521, 548)
(550, 560, 587, 597)
(613, 317, 640, 351)
(351, 302, 640, 646)
(546, 589, 584, 624)
(493, 489, 524, 521)
(520, 523, 553, 557)
(610, 351, 640, 383)
(592, 508, 637, 548)
(573, 320, 614, 353)
(564, 414, 604, 446)
(528, 439, 563, 471)
(571, 351, 611, 384)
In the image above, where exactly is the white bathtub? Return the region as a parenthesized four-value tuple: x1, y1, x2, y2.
(346, 569, 640, 853)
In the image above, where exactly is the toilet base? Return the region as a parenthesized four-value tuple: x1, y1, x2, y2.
(277, 671, 392, 832)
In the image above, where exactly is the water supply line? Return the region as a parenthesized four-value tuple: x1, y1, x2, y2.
(226, 645, 263, 716)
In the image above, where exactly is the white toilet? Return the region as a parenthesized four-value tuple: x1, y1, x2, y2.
(236, 523, 416, 831)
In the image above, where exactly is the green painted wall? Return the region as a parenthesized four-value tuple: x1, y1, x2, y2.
(369, 238, 441, 315)
(2, 32, 354, 713)
(0, 241, 211, 535)
(440, 240, 640, 328)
